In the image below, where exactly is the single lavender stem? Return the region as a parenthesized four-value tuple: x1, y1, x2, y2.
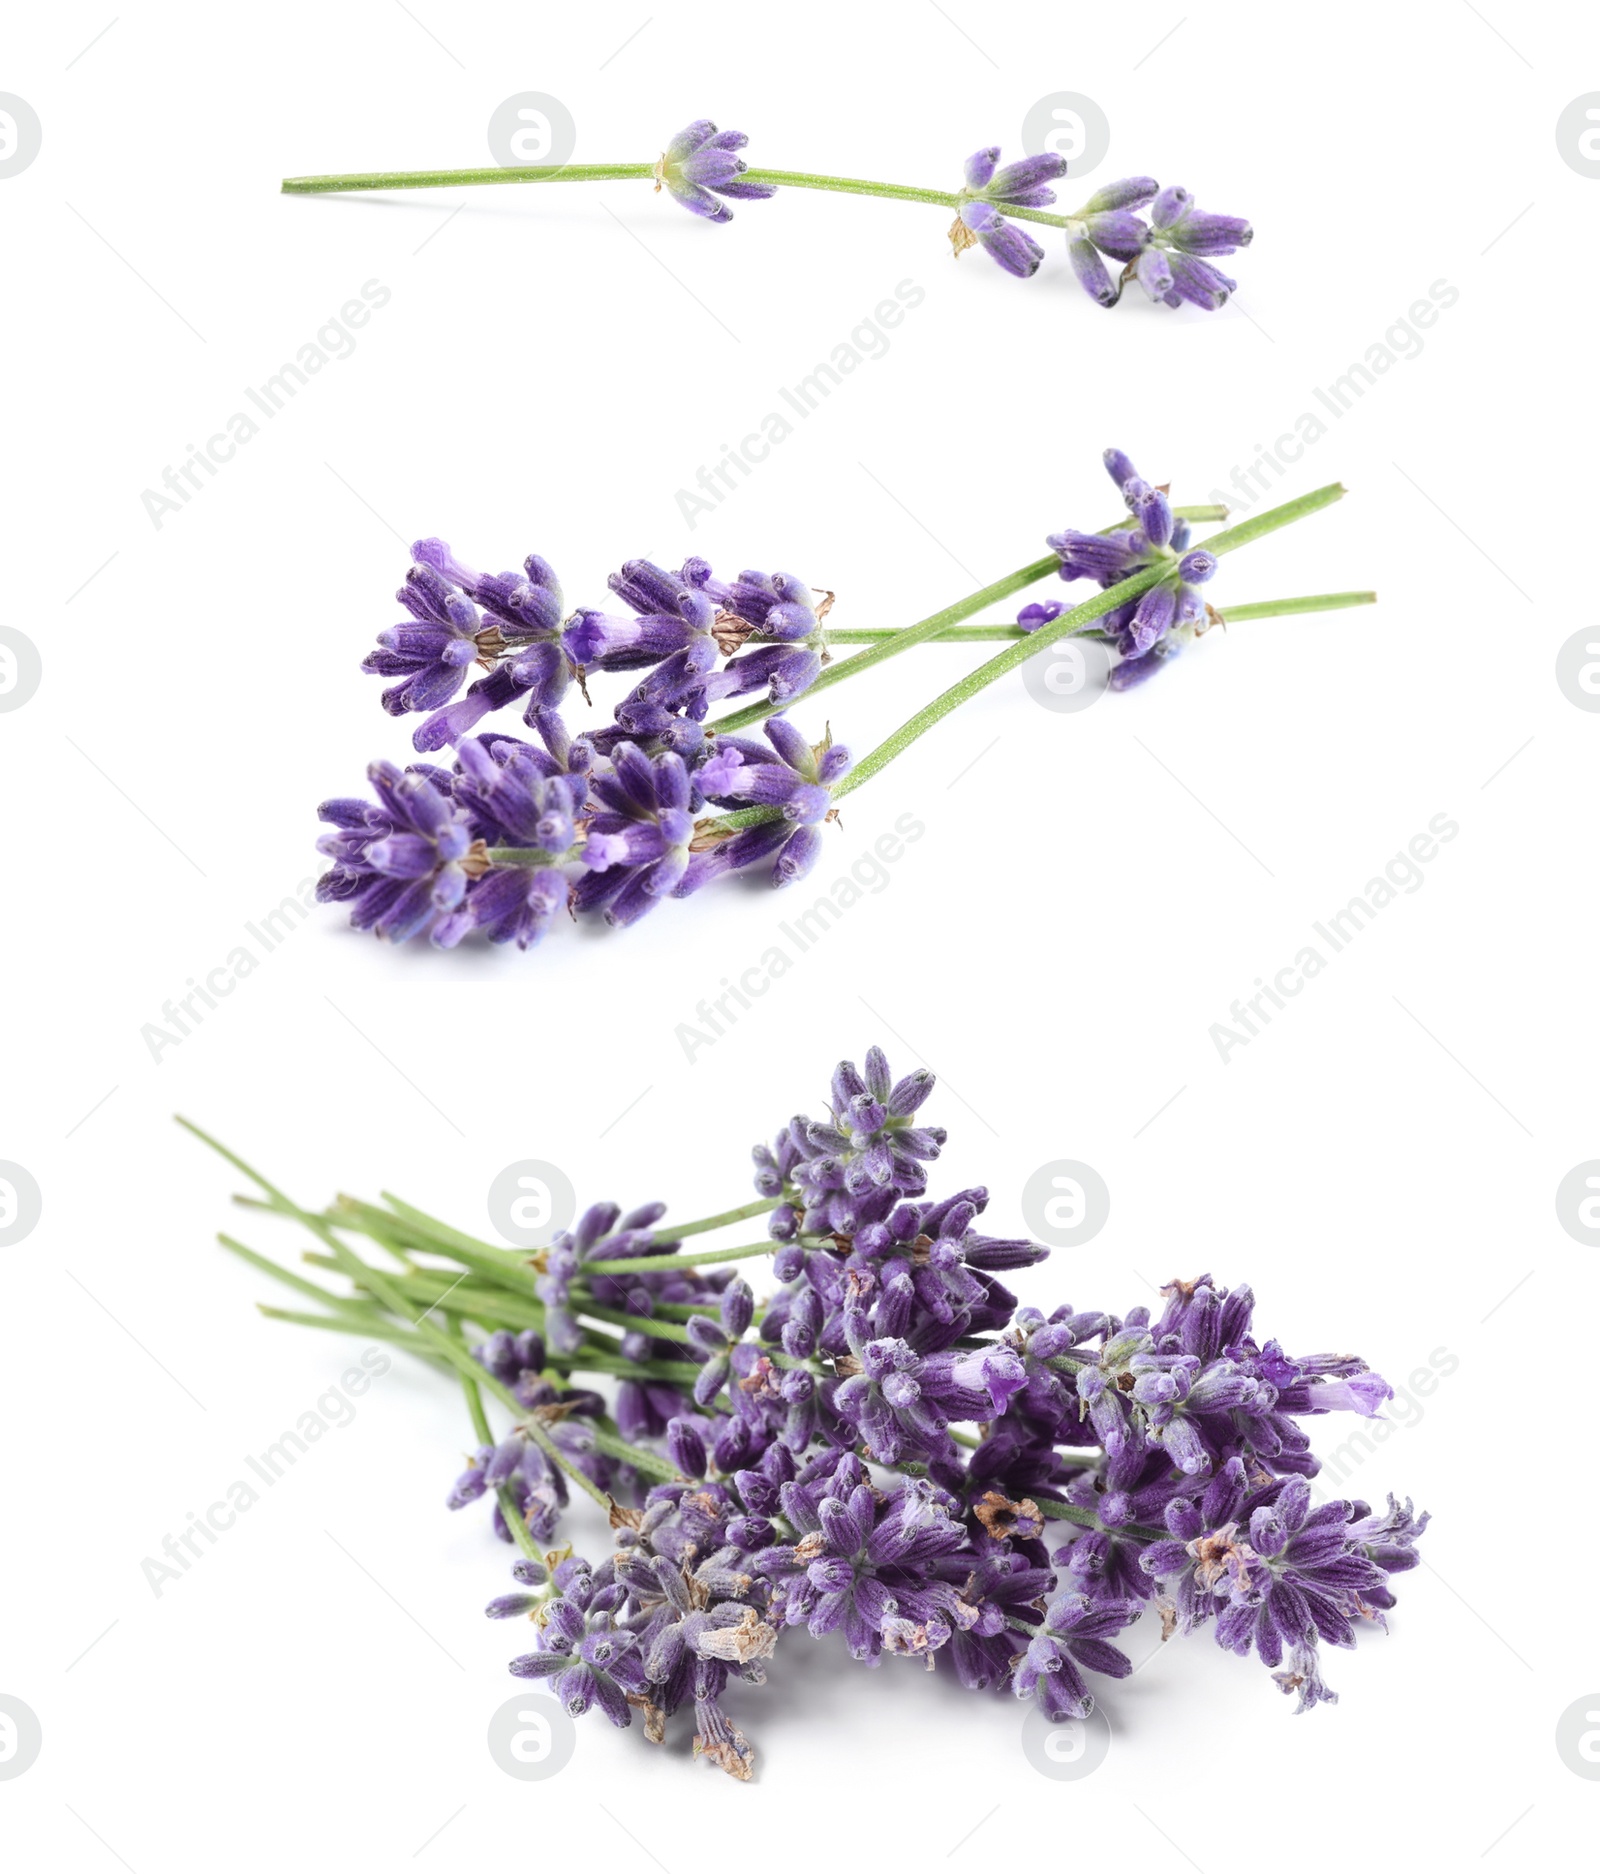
(279, 162, 1067, 226)
(1036, 1498, 1168, 1544)
(654, 1195, 779, 1242)
(483, 845, 564, 868)
(281, 163, 656, 192)
(825, 588, 1377, 642)
(1218, 589, 1376, 622)
(580, 1237, 780, 1277)
(576, 1298, 696, 1344)
(257, 1304, 455, 1360)
(584, 1420, 682, 1484)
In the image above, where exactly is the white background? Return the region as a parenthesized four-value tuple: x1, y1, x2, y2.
(2, 2, 1594, 1867)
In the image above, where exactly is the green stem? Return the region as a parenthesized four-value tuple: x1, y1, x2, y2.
(826, 588, 1377, 642)
(1036, 1498, 1168, 1544)
(584, 1419, 680, 1484)
(660, 1195, 779, 1243)
(282, 163, 656, 193)
(581, 1238, 779, 1277)
(279, 162, 1068, 227)
(1218, 589, 1376, 622)
(257, 1304, 453, 1364)
(181, 1118, 612, 1511)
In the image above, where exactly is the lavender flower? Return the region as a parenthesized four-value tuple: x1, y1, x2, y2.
(362, 560, 488, 715)
(1061, 177, 1158, 306)
(950, 146, 1065, 278)
(395, 542, 573, 750)
(769, 1464, 976, 1662)
(314, 761, 476, 942)
(574, 743, 696, 926)
(509, 1599, 650, 1726)
(1139, 185, 1252, 310)
(682, 716, 850, 892)
(655, 122, 775, 222)
(1046, 448, 1225, 683)
(1013, 1590, 1137, 1721)
(760, 1045, 946, 1236)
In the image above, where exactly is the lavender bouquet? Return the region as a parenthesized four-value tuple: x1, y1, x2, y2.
(284, 124, 1252, 310)
(185, 1046, 1426, 1779)
(317, 451, 1374, 950)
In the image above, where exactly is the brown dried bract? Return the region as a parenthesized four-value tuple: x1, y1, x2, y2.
(606, 1496, 645, 1532)
(1189, 1524, 1253, 1592)
(696, 1607, 779, 1665)
(947, 212, 979, 257)
(712, 609, 756, 656)
(694, 1728, 756, 1781)
(688, 816, 740, 853)
(628, 1693, 668, 1744)
(973, 1489, 1041, 1542)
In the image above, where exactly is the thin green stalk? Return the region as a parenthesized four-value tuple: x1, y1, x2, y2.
(825, 588, 1377, 642)
(302, 1254, 553, 1332)
(181, 1117, 613, 1511)
(280, 162, 1066, 227)
(1036, 1498, 1168, 1544)
(1218, 589, 1376, 622)
(585, 1419, 680, 1484)
(581, 1238, 779, 1277)
(375, 1193, 533, 1276)
(218, 1231, 378, 1316)
(282, 163, 656, 193)
(257, 1305, 452, 1364)
(657, 1195, 779, 1243)
(576, 1298, 695, 1344)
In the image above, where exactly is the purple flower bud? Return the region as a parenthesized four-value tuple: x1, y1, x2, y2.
(667, 1417, 708, 1478)
(1079, 176, 1159, 213)
(720, 1277, 755, 1339)
(485, 1592, 542, 1619)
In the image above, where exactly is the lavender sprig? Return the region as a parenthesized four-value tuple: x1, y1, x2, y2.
(282, 124, 1251, 310)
